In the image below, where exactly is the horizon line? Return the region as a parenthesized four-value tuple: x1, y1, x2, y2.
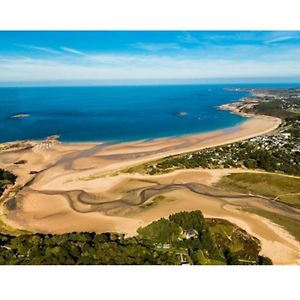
(1, 78, 300, 88)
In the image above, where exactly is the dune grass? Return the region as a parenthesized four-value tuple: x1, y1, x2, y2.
(216, 172, 300, 209)
(0, 216, 28, 236)
(244, 208, 300, 243)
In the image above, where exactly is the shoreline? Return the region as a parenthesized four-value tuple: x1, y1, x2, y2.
(0, 102, 281, 157)
(1, 83, 280, 150)
(1, 93, 294, 264)
(0, 95, 283, 215)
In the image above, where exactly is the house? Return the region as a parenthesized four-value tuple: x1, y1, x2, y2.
(282, 133, 291, 139)
(162, 243, 170, 249)
(178, 253, 189, 265)
(36, 141, 54, 150)
(184, 229, 198, 239)
(157, 243, 170, 249)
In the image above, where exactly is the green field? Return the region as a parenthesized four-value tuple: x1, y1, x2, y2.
(216, 172, 300, 209)
(244, 208, 300, 243)
(288, 108, 300, 114)
(206, 218, 265, 264)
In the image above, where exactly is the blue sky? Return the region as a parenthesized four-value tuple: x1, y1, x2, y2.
(1, 31, 300, 85)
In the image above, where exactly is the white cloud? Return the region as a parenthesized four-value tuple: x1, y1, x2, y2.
(16, 44, 87, 56)
(2, 51, 300, 82)
(265, 36, 295, 44)
(60, 46, 86, 55)
(264, 32, 300, 44)
(16, 44, 61, 54)
(3, 43, 300, 83)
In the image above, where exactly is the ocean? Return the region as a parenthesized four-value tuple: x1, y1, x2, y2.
(0, 84, 252, 143)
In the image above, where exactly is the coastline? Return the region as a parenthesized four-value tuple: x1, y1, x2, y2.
(0, 95, 282, 214)
(2, 95, 295, 264)
(0, 96, 282, 159)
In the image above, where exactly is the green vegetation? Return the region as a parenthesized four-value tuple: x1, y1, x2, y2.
(0, 169, 24, 235)
(0, 169, 17, 197)
(0, 217, 28, 236)
(216, 172, 300, 209)
(137, 211, 270, 265)
(249, 96, 300, 119)
(248, 93, 300, 148)
(278, 194, 300, 209)
(123, 137, 300, 176)
(207, 219, 265, 265)
(244, 208, 300, 243)
(0, 232, 180, 265)
(137, 218, 182, 243)
(288, 108, 300, 114)
(139, 195, 170, 209)
(0, 169, 16, 183)
(0, 210, 272, 265)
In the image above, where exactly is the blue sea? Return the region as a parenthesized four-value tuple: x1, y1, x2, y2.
(0, 84, 286, 143)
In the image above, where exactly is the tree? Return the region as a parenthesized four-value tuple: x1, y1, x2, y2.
(137, 218, 181, 243)
(257, 255, 273, 265)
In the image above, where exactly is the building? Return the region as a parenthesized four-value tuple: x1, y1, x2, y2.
(281, 133, 291, 139)
(184, 229, 198, 239)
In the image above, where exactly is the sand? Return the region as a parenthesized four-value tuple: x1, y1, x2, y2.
(2, 112, 300, 264)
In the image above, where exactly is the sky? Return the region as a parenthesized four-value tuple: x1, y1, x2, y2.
(1, 31, 300, 85)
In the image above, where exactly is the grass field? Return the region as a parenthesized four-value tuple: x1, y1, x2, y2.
(288, 108, 300, 114)
(139, 195, 173, 209)
(0, 216, 27, 236)
(244, 208, 300, 243)
(216, 172, 300, 209)
(207, 218, 261, 262)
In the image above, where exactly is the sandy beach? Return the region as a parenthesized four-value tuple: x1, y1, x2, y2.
(2, 107, 299, 264)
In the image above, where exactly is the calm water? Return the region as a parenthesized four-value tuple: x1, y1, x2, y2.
(0, 85, 251, 143)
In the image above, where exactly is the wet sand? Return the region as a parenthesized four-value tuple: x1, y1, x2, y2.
(2, 113, 299, 264)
